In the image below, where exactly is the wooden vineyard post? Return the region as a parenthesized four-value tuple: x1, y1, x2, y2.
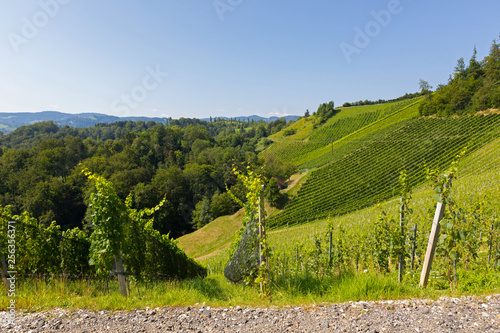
(419, 201, 446, 287)
(258, 184, 268, 292)
(411, 224, 417, 270)
(488, 224, 493, 264)
(259, 187, 263, 291)
(115, 256, 128, 297)
(328, 231, 333, 267)
(398, 202, 405, 283)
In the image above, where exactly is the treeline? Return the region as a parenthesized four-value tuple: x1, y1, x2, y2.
(419, 36, 500, 116)
(0, 117, 295, 238)
(342, 91, 425, 108)
(0, 117, 290, 150)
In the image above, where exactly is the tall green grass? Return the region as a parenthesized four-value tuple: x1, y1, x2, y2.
(5, 268, 498, 311)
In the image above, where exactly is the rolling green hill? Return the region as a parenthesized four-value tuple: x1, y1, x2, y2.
(261, 98, 420, 170)
(268, 112, 500, 228)
(262, 133, 500, 275)
(178, 101, 500, 261)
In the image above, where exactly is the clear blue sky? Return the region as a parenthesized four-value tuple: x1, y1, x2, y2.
(0, 0, 499, 119)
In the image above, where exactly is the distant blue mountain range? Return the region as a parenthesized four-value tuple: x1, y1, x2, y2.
(0, 111, 299, 134)
(201, 115, 300, 123)
(0, 111, 167, 134)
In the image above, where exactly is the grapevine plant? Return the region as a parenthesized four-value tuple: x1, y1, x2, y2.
(83, 169, 128, 278)
(426, 150, 468, 290)
(369, 170, 413, 277)
(227, 165, 270, 294)
(83, 169, 205, 280)
(0, 205, 91, 278)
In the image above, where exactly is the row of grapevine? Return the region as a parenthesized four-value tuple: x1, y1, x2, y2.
(308, 111, 380, 142)
(266, 194, 499, 291)
(0, 206, 92, 277)
(262, 111, 383, 166)
(0, 173, 206, 282)
(298, 99, 424, 169)
(268, 114, 500, 229)
(334, 98, 417, 121)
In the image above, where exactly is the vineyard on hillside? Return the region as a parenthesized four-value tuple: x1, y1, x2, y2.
(267, 113, 500, 229)
(262, 98, 422, 170)
(262, 111, 380, 165)
(298, 100, 422, 169)
(203, 134, 500, 295)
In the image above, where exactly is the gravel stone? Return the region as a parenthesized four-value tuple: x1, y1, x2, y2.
(1, 295, 500, 332)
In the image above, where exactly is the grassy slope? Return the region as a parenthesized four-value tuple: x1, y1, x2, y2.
(176, 209, 245, 260)
(177, 172, 309, 259)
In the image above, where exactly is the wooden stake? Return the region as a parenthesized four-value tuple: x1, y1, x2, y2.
(411, 223, 417, 270)
(355, 240, 359, 271)
(0, 224, 12, 293)
(488, 224, 493, 264)
(398, 202, 404, 283)
(420, 202, 445, 287)
(259, 185, 268, 292)
(453, 259, 457, 283)
(259, 191, 263, 291)
(115, 256, 127, 297)
(328, 231, 333, 267)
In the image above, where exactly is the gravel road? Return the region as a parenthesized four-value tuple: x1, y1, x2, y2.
(1, 295, 499, 332)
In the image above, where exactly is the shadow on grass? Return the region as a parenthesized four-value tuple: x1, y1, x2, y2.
(184, 277, 230, 301)
(270, 270, 427, 302)
(271, 270, 354, 297)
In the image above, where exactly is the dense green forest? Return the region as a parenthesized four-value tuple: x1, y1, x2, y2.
(0, 117, 295, 237)
(419, 36, 500, 116)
